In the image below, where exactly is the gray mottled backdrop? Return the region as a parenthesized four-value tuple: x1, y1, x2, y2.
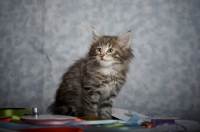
(0, 0, 200, 122)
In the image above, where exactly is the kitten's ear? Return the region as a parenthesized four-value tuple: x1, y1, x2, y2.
(92, 27, 101, 41)
(118, 31, 131, 50)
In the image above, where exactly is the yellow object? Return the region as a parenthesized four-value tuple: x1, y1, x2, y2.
(106, 123, 126, 127)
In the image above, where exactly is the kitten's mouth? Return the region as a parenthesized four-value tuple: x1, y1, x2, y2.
(100, 58, 106, 61)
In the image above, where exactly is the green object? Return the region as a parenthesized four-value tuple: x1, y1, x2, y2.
(0, 108, 31, 123)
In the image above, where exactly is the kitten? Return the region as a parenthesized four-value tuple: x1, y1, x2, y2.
(48, 27, 134, 119)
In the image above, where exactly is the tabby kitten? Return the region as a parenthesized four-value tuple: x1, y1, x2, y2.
(48, 27, 134, 119)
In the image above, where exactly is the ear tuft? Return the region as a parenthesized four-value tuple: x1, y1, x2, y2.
(92, 27, 101, 41)
(118, 31, 131, 50)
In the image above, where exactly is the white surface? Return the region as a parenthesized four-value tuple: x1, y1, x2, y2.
(20, 114, 76, 120)
(112, 108, 149, 121)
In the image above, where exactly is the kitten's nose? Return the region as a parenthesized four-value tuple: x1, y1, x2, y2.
(100, 54, 105, 58)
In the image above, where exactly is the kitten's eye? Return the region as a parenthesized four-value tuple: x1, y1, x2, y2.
(107, 48, 113, 53)
(97, 48, 101, 52)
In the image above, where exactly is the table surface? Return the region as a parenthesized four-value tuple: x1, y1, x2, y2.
(0, 120, 199, 132)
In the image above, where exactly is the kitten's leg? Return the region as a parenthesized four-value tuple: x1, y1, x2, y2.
(82, 91, 101, 117)
(98, 97, 114, 119)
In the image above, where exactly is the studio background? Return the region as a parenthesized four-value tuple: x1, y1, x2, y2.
(0, 0, 200, 122)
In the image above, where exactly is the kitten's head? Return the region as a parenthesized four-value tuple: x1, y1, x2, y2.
(88, 27, 134, 67)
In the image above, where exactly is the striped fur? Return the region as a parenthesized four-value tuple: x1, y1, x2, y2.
(48, 28, 134, 119)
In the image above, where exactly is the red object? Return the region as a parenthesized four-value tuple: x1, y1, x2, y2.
(144, 122, 154, 128)
(0, 116, 12, 122)
(21, 127, 84, 132)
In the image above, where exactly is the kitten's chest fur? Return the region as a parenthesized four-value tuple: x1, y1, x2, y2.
(85, 64, 125, 99)
(98, 66, 117, 75)
(97, 69, 117, 98)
